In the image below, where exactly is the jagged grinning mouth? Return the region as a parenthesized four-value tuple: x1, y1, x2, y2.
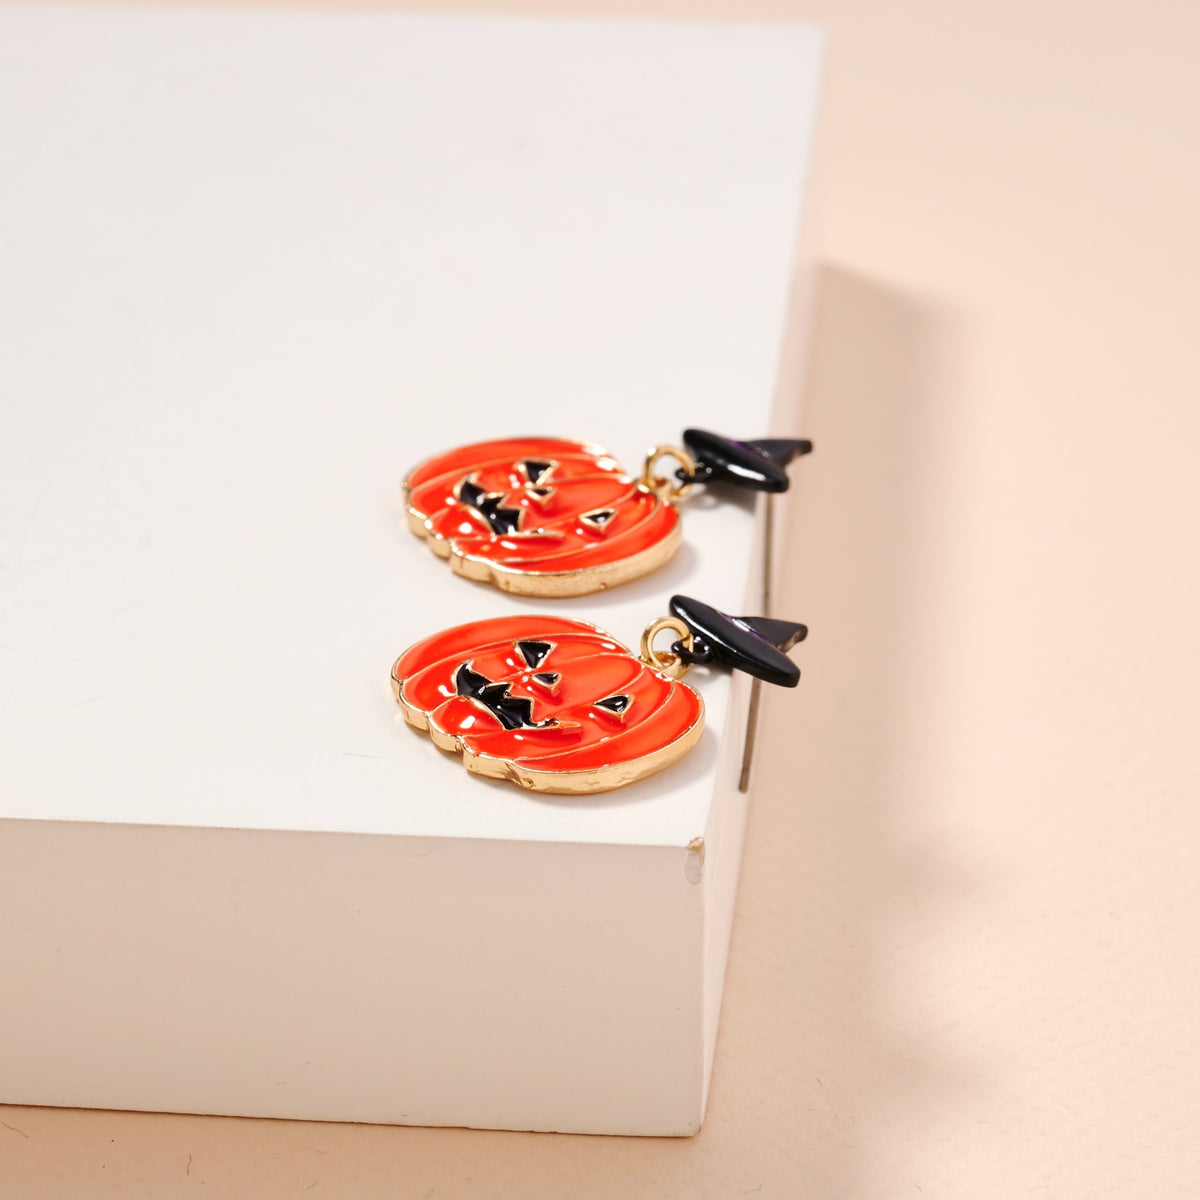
(454, 661, 554, 731)
(457, 476, 523, 537)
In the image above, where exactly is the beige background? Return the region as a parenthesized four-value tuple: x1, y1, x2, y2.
(3, 0, 1197, 1195)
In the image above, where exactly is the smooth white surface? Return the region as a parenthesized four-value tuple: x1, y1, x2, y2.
(0, 819, 709, 1135)
(0, 3, 821, 1134)
(0, 3, 821, 847)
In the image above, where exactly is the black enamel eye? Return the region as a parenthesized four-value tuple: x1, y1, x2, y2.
(594, 694, 630, 715)
(458, 476, 487, 508)
(517, 640, 552, 669)
(523, 460, 554, 484)
(581, 508, 616, 528)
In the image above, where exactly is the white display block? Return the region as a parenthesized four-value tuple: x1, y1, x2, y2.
(0, 4, 823, 1134)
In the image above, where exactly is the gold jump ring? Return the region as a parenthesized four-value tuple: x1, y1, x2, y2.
(639, 445, 696, 504)
(640, 616, 694, 679)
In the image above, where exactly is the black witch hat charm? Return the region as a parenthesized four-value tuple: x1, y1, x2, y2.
(665, 594, 807, 688)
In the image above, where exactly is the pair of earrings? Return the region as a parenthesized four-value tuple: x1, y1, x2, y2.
(393, 427, 811, 794)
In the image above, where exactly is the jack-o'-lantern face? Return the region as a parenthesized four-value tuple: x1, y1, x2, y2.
(403, 438, 681, 596)
(391, 615, 703, 793)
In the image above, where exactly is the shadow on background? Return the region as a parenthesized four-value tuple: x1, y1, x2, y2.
(698, 263, 980, 1194)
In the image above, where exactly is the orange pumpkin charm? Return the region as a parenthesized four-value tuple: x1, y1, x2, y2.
(391, 614, 704, 794)
(391, 597, 809, 795)
(402, 431, 812, 597)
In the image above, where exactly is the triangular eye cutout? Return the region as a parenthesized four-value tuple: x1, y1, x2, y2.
(517, 640, 552, 669)
(523, 460, 554, 484)
(458, 476, 486, 508)
(532, 671, 559, 687)
(594, 694, 631, 715)
(581, 508, 616, 528)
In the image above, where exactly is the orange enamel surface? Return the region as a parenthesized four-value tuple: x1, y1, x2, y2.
(419, 475, 638, 546)
(464, 668, 698, 768)
(512, 678, 700, 771)
(402, 637, 637, 721)
(406, 437, 679, 576)
(429, 695, 504, 736)
(466, 494, 679, 573)
(405, 438, 609, 492)
(392, 615, 597, 682)
(423, 506, 492, 543)
(408, 450, 628, 522)
(395, 616, 702, 776)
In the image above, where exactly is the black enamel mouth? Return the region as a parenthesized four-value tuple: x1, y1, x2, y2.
(455, 662, 553, 730)
(458, 476, 522, 537)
